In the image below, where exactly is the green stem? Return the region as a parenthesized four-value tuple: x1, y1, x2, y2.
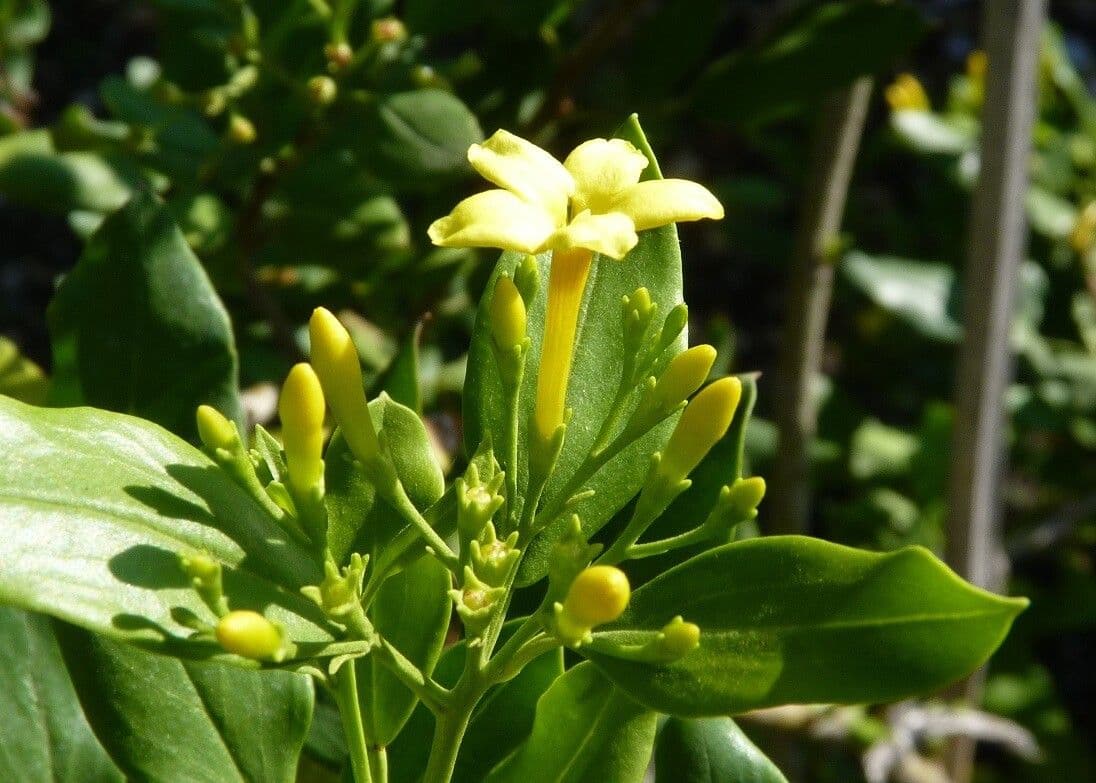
(383, 480, 460, 572)
(624, 526, 712, 559)
(367, 745, 388, 783)
(422, 705, 474, 783)
(333, 663, 372, 783)
(373, 637, 450, 713)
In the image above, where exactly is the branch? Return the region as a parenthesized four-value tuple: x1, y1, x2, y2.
(769, 77, 872, 535)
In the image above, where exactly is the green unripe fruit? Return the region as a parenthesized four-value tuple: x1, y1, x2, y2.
(215, 611, 283, 660)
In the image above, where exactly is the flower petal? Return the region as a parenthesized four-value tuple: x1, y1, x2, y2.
(468, 130, 574, 222)
(546, 210, 638, 260)
(564, 138, 649, 214)
(610, 179, 724, 232)
(428, 190, 555, 254)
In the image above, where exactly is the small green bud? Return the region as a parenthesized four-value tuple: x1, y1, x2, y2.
(451, 568, 505, 636)
(554, 565, 630, 646)
(301, 553, 367, 619)
(652, 616, 700, 660)
(513, 255, 540, 303)
(216, 611, 285, 661)
(469, 522, 521, 585)
(647, 344, 716, 415)
(547, 516, 601, 600)
(723, 476, 766, 520)
(657, 304, 689, 353)
(227, 114, 257, 145)
(457, 461, 505, 541)
(181, 552, 229, 617)
(196, 405, 238, 452)
(307, 75, 337, 106)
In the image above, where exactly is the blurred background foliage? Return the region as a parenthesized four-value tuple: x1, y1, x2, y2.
(1, 1, 1094, 781)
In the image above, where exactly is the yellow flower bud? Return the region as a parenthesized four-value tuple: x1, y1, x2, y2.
(1071, 201, 1096, 254)
(725, 476, 766, 519)
(196, 405, 237, 451)
(227, 114, 257, 145)
(371, 17, 407, 43)
(884, 73, 930, 113)
(279, 363, 326, 496)
(306, 75, 337, 106)
(215, 610, 283, 660)
(308, 308, 379, 463)
(967, 50, 987, 82)
(181, 553, 220, 583)
(561, 565, 630, 629)
(324, 42, 353, 70)
(489, 275, 526, 351)
(657, 616, 700, 659)
(652, 345, 717, 412)
(659, 377, 742, 482)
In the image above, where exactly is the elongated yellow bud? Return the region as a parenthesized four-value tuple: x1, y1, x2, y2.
(658, 377, 742, 482)
(196, 405, 237, 451)
(884, 73, 929, 113)
(652, 345, 717, 412)
(279, 363, 326, 496)
(308, 308, 379, 462)
(215, 610, 283, 660)
(490, 276, 526, 350)
(556, 565, 630, 644)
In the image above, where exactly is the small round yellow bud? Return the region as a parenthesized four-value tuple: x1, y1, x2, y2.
(307, 75, 337, 106)
(657, 616, 700, 659)
(279, 363, 326, 496)
(652, 345, 717, 411)
(725, 476, 766, 518)
(182, 553, 220, 582)
(324, 42, 353, 70)
(196, 405, 237, 451)
(215, 610, 283, 660)
(227, 114, 257, 145)
(489, 276, 526, 350)
(562, 565, 631, 627)
(308, 308, 379, 462)
(659, 376, 742, 481)
(371, 17, 407, 43)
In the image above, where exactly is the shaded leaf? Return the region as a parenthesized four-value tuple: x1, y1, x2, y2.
(655, 717, 787, 783)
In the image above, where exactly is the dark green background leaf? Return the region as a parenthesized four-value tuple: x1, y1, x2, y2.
(47, 191, 242, 439)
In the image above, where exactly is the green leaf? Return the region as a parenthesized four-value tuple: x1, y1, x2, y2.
(47, 192, 243, 441)
(0, 396, 334, 658)
(841, 251, 962, 341)
(324, 393, 445, 564)
(0, 335, 48, 404)
(485, 662, 657, 783)
(464, 115, 686, 586)
(359, 554, 451, 745)
(0, 130, 134, 214)
(377, 321, 424, 414)
(387, 621, 564, 783)
(361, 89, 483, 188)
(0, 608, 121, 783)
(55, 624, 312, 783)
(695, 1, 926, 126)
(655, 717, 787, 783)
(586, 537, 1027, 716)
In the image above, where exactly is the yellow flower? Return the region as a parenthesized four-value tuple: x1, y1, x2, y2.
(428, 129, 723, 260)
(885, 73, 930, 113)
(430, 128, 724, 450)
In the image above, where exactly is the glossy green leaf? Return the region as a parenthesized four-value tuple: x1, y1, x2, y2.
(0, 396, 334, 658)
(377, 321, 424, 414)
(387, 621, 564, 783)
(0, 608, 121, 783)
(324, 393, 445, 564)
(0, 130, 134, 214)
(485, 662, 657, 783)
(0, 335, 48, 404)
(359, 554, 451, 745)
(655, 717, 787, 783)
(48, 192, 243, 441)
(586, 537, 1027, 715)
(841, 251, 962, 341)
(464, 115, 685, 585)
(361, 89, 484, 188)
(695, 1, 926, 126)
(56, 624, 312, 783)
